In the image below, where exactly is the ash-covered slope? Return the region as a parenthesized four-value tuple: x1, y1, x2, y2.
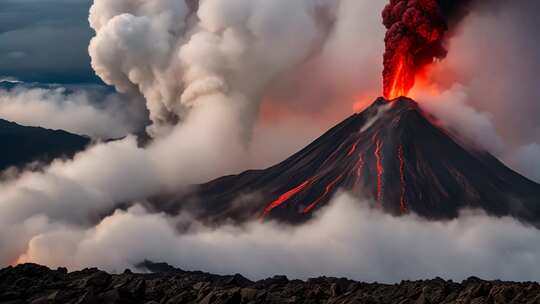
(155, 97, 540, 225)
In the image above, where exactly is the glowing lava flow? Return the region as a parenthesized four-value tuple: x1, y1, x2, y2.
(347, 140, 359, 157)
(261, 179, 312, 218)
(374, 138, 384, 205)
(385, 55, 410, 99)
(398, 145, 408, 213)
(303, 174, 344, 214)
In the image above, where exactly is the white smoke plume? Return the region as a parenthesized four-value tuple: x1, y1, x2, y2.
(411, 1, 540, 182)
(17, 193, 540, 283)
(0, 85, 145, 139)
(89, 0, 340, 137)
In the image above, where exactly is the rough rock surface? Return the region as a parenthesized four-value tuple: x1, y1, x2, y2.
(1, 262, 540, 304)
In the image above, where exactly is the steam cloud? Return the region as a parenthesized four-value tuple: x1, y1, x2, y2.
(88, 0, 339, 137)
(1, 0, 540, 283)
(17, 193, 540, 283)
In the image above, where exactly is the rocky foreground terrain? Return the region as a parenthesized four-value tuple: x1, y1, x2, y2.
(1, 262, 540, 304)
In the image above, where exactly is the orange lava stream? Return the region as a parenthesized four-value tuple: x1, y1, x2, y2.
(398, 145, 408, 213)
(385, 56, 408, 100)
(374, 138, 384, 206)
(347, 140, 359, 157)
(303, 173, 344, 214)
(261, 179, 312, 218)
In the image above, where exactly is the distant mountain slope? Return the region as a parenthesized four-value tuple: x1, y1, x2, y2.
(153, 97, 540, 226)
(0, 118, 90, 171)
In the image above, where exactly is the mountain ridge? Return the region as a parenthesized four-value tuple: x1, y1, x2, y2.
(0, 118, 90, 172)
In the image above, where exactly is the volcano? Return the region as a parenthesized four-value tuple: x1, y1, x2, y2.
(154, 97, 540, 226)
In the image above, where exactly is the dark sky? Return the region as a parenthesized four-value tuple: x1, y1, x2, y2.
(0, 0, 102, 84)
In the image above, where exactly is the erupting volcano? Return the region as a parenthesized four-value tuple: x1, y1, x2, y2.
(147, 0, 540, 228)
(154, 97, 540, 227)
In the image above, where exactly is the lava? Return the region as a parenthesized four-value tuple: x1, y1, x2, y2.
(385, 54, 411, 99)
(398, 145, 408, 213)
(347, 140, 359, 157)
(262, 179, 312, 217)
(303, 174, 344, 214)
(374, 137, 384, 205)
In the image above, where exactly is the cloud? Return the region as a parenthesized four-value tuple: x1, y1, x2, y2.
(416, 85, 504, 154)
(0, 85, 146, 139)
(506, 143, 540, 184)
(0, 0, 98, 84)
(17, 193, 540, 283)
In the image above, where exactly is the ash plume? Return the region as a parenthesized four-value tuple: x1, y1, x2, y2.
(381, 0, 479, 99)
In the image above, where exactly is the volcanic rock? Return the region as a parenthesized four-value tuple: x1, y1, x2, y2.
(2, 263, 540, 304)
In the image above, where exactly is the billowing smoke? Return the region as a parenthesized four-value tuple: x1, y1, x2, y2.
(89, 0, 337, 137)
(0, 0, 344, 267)
(16, 193, 540, 283)
(415, 0, 540, 183)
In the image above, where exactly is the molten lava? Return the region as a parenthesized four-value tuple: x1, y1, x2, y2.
(303, 174, 344, 214)
(347, 140, 359, 157)
(262, 179, 312, 217)
(385, 54, 412, 99)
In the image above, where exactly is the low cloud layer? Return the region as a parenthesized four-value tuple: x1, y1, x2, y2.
(17, 193, 540, 283)
(0, 84, 146, 139)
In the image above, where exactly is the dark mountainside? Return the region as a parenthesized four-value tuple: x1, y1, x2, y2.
(153, 97, 540, 226)
(0, 118, 90, 171)
(1, 262, 539, 304)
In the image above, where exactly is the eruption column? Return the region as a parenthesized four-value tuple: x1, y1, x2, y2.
(381, 0, 449, 99)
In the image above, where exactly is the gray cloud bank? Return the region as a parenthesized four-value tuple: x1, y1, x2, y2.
(18, 193, 540, 283)
(0, 84, 146, 139)
(0, 0, 99, 84)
